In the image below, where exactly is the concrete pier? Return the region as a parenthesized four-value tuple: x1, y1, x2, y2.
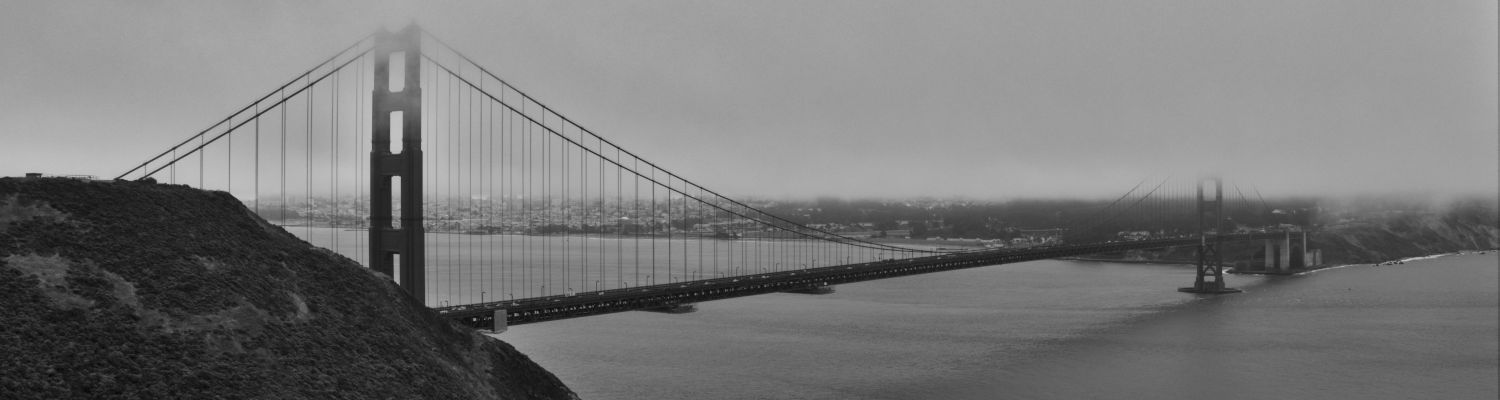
(1264, 234, 1292, 273)
(1242, 232, 1322, 275)
(490, 309, 508, 333)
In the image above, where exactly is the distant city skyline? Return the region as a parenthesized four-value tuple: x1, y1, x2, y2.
(2, 1, 1495, 199)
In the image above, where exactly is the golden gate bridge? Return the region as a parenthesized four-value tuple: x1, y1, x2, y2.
(116, 25, 1307, 331)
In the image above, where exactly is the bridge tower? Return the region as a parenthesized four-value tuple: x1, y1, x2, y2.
(1179, 177, 1242, 294)
(368, 25, 425, 304)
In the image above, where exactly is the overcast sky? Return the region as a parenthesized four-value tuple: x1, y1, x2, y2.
(1, 0, 1494, 199)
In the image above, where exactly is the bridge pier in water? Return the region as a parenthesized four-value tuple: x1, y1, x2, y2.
(1179, 177, 1242, 294)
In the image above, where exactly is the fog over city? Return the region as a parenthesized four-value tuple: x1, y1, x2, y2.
(1, 1, 1494, 200)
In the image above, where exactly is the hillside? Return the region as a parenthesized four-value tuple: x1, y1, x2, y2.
(1079, 204, 1499, 266)
(0, 178, 575, 399)
(1311, 205, 1499, 263)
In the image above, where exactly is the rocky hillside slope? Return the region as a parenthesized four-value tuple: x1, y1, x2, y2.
(1, 178, 576, 399)
(1310, 207, 1498, 264)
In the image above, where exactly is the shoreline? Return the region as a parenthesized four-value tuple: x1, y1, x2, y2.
(1296, 249, 1495, 276)
(1058, 257, 1196, 266)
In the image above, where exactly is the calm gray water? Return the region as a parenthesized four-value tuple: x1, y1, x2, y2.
(290, 227, 918, 305)
(291, 228, 1498, 399)
(498, 253, 1497, 400)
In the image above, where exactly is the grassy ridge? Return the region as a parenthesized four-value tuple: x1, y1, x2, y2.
(1, 178, 575, 399)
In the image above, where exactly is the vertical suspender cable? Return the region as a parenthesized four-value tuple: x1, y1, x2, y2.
(332, 69, 339, 251)
(651, 167, 657, 284)
(559, 117, 567, 292)
(281, 88, 286, 223)
(227, 117, 232, 194)
(546, 107, 555, 291)
(486, 78, 493, 300)
(254, 103, 260, 217)
(619, 155, 628, 285)
(635, 157, 640, 286)
(356, 55, 364, 265)
(306, 79, 313, 239)
(199, 135, 204, 188)
(522, 100, 530, 297)
(508, 88, 515, 299)
(448, 69, 455, 303)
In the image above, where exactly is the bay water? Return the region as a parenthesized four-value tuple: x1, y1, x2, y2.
(291, 227, 1498, 399)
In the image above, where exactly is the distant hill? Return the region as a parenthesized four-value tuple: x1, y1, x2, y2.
(1076, 202, 1499, 266)
(1311, 203, 1498, 264)
(0, 178, 575, 399)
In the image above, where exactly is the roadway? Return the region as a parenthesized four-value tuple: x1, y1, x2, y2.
(436, 232, 1292, 329)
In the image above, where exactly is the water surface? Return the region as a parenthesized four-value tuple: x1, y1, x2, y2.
(291, 227, 1497, 399)
(499, 253, 1498, 399)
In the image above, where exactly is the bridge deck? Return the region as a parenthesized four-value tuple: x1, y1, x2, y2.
(436, 233, 1288, 329)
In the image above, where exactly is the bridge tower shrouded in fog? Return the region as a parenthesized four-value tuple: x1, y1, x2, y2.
(1179, 177, 1241, 294)
(368, 25, 426, 304)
